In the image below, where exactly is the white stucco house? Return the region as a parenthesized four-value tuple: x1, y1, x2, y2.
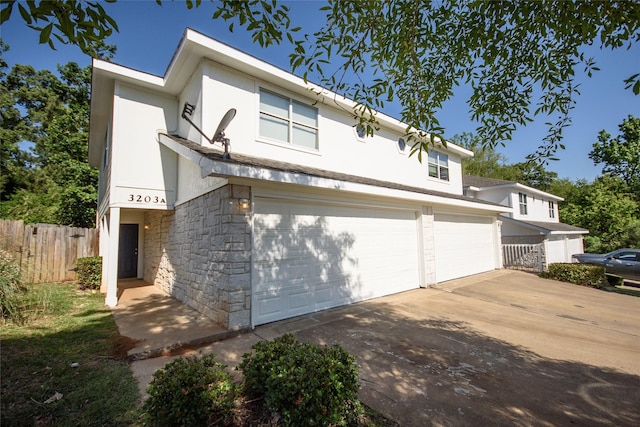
(89, 28, 510, 330)
(462, 175, 588, 267)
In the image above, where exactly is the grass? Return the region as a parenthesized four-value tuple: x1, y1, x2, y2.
(1, 283, 142, 426)
(2, 283, 397, 427)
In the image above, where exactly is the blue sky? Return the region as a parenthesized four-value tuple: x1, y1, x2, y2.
(2, 0, 639, 182)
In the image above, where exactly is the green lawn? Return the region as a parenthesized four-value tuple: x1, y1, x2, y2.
(1, 283, 142, 426)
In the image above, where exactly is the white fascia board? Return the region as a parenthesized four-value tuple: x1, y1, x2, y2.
(477, 182, 563, 201)
(93, 59, 165, 90)
(512, 183, 564, 201)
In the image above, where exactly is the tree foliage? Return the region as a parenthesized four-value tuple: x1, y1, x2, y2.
(589, 115, 640, 194)
(0, 51, 97, 228)
(559, 176, 639, 252)
(2, 0, 638, 160)
(0, 0, 117, 59)
(290, 0, 640, 160)
(455, 132, 558, 191)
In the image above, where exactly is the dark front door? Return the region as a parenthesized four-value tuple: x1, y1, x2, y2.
(118, 224, 138, 279)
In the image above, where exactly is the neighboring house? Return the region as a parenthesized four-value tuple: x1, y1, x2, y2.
(89, 28, 509, 330)
(462, 175, 588, 266)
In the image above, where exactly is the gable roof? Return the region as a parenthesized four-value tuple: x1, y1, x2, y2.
(159, 133, 509, 213)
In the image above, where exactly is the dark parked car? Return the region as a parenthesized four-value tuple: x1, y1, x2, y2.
(572, 249, 640, 282)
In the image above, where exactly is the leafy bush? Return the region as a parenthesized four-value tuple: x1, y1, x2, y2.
(76, 256, 102, 290)
(541, 263, 607, 288)
(239, 333, 363, 426)
(0, 249, 27, 323)
(143, 353, 235, 427)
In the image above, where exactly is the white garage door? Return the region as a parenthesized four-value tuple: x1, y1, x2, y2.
(252, 197, 420, 325)
(434, 213, 497, 283)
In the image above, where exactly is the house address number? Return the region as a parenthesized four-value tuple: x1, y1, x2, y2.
(128, 194, 166, 204)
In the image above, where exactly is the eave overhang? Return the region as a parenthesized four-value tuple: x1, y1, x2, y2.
(500, 216, 589, 235)
(158, 133, 508, 214)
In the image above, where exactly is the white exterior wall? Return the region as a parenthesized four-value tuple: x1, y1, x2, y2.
(472, 188, 512, 208)
(501, 220, 540, 237)
(112, 83, 179, 210)
(187, 60, 466, 196)
(510, 191, 559, 223)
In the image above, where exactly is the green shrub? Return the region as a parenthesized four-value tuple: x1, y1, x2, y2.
(239, 333, 363, 426)
(143, 353, 235, 426)
(76, 256, 102, 290)
(0, 249, 27, 323)
(542, 263, 607, 288)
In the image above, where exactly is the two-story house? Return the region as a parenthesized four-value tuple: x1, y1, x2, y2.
(463, 175, 588, 266)
(89, 29, 509, 330)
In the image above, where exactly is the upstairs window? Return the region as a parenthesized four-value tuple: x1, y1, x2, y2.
(397, 137, 407, 153)
(549, 201, 555, 218)
(428, 151, 449, 181)
(259, 89, 318, 150)
(519, 193, 528, 215)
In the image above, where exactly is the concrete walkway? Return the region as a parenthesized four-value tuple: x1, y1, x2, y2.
(110, 280, 241, 360)
(112, 271, 640, 426)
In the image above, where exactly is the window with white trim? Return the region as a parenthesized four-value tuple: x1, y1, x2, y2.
(549, 201, 555, 218)
(519, 192, 528, 215)
(428, 150, 449, 181)
(259, 89, 318, 149)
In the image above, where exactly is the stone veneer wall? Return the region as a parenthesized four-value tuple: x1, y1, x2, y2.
(144, 184, 252, 330)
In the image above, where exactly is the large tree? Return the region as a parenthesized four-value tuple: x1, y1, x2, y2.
(2, 0, 639, 160)
(0, 55, 97, 227)
(589, 115, 640, 196)
(559, 176, 640, 252)
(455, 132, 558, 191)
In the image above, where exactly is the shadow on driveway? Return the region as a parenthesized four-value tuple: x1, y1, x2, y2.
(288, 305, 638, 426)
(251, 270, 640, 426)
(130, 270, 640, 426)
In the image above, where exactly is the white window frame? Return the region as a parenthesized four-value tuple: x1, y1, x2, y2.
(258, 88, 319, 150)
(519, 193, 528, 215)
(353, 124, 368, 142)
(428, 150, 449, 181)
(548, 201, 555, 218)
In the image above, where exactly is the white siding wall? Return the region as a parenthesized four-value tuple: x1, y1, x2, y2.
(511, 191, 560, 223)
(112, 83, 178, 209)
(176, 156, 228, 205)
(188, 60, 466, 196)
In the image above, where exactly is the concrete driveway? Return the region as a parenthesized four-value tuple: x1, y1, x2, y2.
(129, 270, 640, 426)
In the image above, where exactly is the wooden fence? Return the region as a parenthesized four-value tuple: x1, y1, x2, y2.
(0, 219, 99, 283)
(502, 243, 545, 273)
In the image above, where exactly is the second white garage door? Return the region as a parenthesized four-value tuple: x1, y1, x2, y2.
(433, 213, 498, 283)
(252, 197, 421, 325)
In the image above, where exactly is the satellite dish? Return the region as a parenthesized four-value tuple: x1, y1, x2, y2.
(212, 108, 237, 142)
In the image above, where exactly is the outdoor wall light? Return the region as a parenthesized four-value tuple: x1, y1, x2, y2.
(144, 224, 150, 230)
(238, 198, 251, 210)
